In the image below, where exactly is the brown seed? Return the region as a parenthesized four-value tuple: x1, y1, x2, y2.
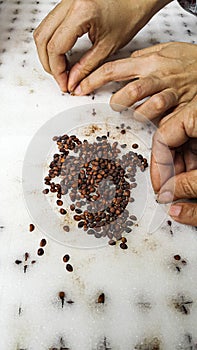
(174, 254, 181, 261)
(66, 263, 73, 272)
(121, 237, 127, 243)
(73, 215, 82, 221)
(42, 188, 49, 194)
(132, 143, 138, 149)
(120, 242, 128, 250)
(63, 225, 70, 232)
(56, 200, 63, 206)
(59, 291, 65, 299)
(29, 224, 35, 232)
(37, 248, 44, 256)
(25, 252, 29, 261)
(70, 204, 75, 211)
(40, 238, 47, 247)
(60, 208, 67, 215)
(121, 129, 126, 135)
(97, 293, 105, 304)
(63, 254, 70, 263)
(15, 259, 22, 265)
(31, 260, 36, 264)
(108, 239, 116, 246)
(181, 260, 187, 265)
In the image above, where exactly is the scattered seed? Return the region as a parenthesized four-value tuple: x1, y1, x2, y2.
(120, 242, 128, 250)
(15, 259, 22, 265)
(129, 215, 137, 221)
(37, 248, 44, 256)
(132, 143, 138, 149)
(57, 200, 63, 206)
(29, 223, 35, 232)
(63, 254, 70, 263)
(66, 263, 73, 272)
(97, 293, 105, 304)
(108, 239, 116, 246)
(174, 254, 181, 261)
(70, 204, 75, 211)
(31, 260, 36, 264)
(63, 225, 70, 232)
(121, 237, 127, 243)
(60, 208, 67, 215)
(120, 129, 126, 134)
(42, 188, 49, 194)
(40, 238, 47, 247)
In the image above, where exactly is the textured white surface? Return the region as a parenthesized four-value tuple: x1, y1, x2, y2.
(0, 1, 197, 349)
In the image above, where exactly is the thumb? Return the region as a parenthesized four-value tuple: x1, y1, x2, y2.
(169, 202, 197, 226)
(68, 40, 114, 92)
(157, 170, 197, 203)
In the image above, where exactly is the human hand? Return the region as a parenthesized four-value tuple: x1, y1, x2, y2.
(151, 96, 197, 226)
(74, 42, 197, 120)
(33, 0, 171, 92)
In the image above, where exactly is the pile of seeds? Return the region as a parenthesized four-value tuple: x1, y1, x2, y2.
(43, 131, 148, 248)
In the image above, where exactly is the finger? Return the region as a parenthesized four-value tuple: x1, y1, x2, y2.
(73, 57, 140, 95)
(33, 1, 70, 73)
(135, 88, 179, 120)
(184, 139, 197, 171)
(169, 202, 197, 226)
(108, 76, 166, 111)
(130, 42, 171, 58)
(68, 40, 116, 92)
(158, 169, 197, 203)
(73, 54, 167, 96)
(151, 101, 197, 192)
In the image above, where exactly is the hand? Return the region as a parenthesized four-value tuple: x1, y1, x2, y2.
(33, 0, 171, 92)
(151, 96, 197, 226)
(74, 42, 197, 120)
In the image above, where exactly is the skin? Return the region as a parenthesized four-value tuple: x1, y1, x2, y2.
(76, 42, 197, 225)
(33, 0, 172, 92)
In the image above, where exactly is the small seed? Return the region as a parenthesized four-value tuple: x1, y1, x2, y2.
(120, 242, 128, 250)
(129, 215, 137, 221)
(29, 223, 35, 232)
(40, 238, 47, 247)
(59, 291, 65, 299)
(78, 221, 84, 228)
(97, 293, 105, 304)
(15, 259, 22, 265)
(66, 263, 73, 272)
(42, 188, 49, 194)
(108, 239, 116, 246)
(63, 225, 70, 232)
(132, 143, 138, 149)
(60, 208, 67, 215)
(121, 129, 126, 134)
(75, 209, 82, 214)
(56, 200, 63, 206)
(63, 254, 70, 263)
(70, 204, 75, 211)
(121, 237, 127, 243)
(37, 248, 44, 256)
(174, 254, 181, 261)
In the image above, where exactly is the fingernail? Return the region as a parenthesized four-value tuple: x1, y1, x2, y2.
(74, 85, 82, 95)
(158, 191, 173, 203)
(169, 205, 182, 217)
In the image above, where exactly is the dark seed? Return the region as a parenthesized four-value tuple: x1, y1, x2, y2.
(125, 227, 132, 233)
(181, 260, 187, 265)
(121, 129, 126, 134)
(132, 143, 138, 149)
(42, 188, 49, 194)
(108, 239, 116, 246)
(75, 209, 82, 214)
(31, 260, 36, 264)
(29, 223, 35, 232)
(59, 291, 65, 299)
(78, 221, 84, 228)
(174, 254, 181, 261)
(97, 293, 105, 303)
(66, 263, 73, 272)
(63, 225, 70, 232)
(15, 260, 22, 265)
(60, 208, 67, 215)
(37, 248, 44, 256)
(129, 215, 137, 221)
(70, 204, 75, 211)
(40, 238, 47, 247)
(63, 254, 70, 263)
(57, 200, 63, 206)
(120, 242, 128, 250)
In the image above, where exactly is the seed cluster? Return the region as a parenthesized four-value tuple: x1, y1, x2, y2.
(43, 131, 148, 248)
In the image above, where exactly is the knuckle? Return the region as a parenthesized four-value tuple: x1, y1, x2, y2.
(127, 81, 143, 100)
(150, 93, 166, 112)
(33, 27, 41, 43)
(47, 39, 56, 54)
(102, 62, 114, 78)
(180, 176, 196, 197)
(185, 110, 197, 138)
(185, 205, 197, 220)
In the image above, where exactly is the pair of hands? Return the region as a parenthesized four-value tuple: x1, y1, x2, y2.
(34, 0, 197, 226)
